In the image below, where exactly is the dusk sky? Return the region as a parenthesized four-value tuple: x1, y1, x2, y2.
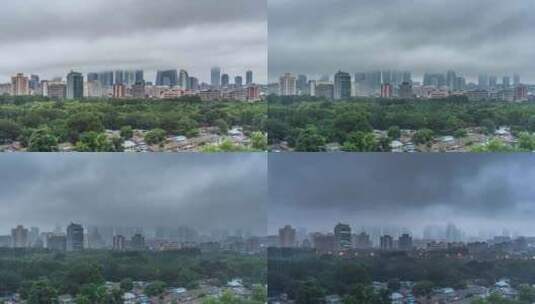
(0, 0, 267, 84)
(269, 154, 535, 237)
(268, 0, 535, 83)
(0, 154, 266, 235)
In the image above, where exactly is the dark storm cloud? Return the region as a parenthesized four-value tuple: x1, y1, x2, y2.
(0, 153, 266, 235)
(268, 0, 535, 82)
(268, 154, 535, 236)
(0, 0, 266, 83)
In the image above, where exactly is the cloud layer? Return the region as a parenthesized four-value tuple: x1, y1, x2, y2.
(0, 0, 267, 83)
(0, 153, 266, 235)
(268, 154, 535, 236)
(268, 0, 535, 83)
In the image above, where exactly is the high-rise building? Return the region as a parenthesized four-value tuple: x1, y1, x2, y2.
(478, 74, 489, 89)
(279, 73, 297, 96)
(246, 70, 253, 85)
(278, 225, 296, 247)
(67, 223, 84, 251)
(114, 70, 124, 85)
(178, 69, 189, 89)
(312, 233, 336, 254)
(446, 70, 457, 90)
(29, 74, 40, 91)
(297, 74, 308, 94)
(399, 82, 413, 99)
(87, 73, 99, 82)
(47, 234, 67, 251)
(398, 233, 413, 250)
(515, 85, 528, 101)
(380, 235, 393, 250)
(221, 74, 230, 87)
(513, 74, 520, 86)
(188, 77, 199, 90)
(135, 70, 144, 84)
(380, 83, 393, 98)
(315, 82, 334, 100)
(354, 232, 372, 249)
(156, 70, 178, 86)
(124, 70, 136, 86)
(11, 73, 29, 96)
(334, 223, 352, 249)
(489, 76, 497, 89)
(334, 71, 351, 100)
(11, 225, 28, 248)
(131, 82, 146, 98)
(234, 76, 243, 87)
(112, 84, 126, 98)
(502, 76, 511, 88)
(131, 233, 145, 250)
(211, 67, 221, 88)
(98, 71, 114, 87)
(455, 76, 466, 91)
(45, 81, 67, 99)
(66, 71, 84, 99)
(113, 235, 126, 251)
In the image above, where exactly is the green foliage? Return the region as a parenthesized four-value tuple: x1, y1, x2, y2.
(342, 132, 378, 152)
(119, 278, 133, 291)
(296, 280, 325, 304)
(250, 131, 268, 151)
(387, 126, 401, 139)
(75, 132, 122, 152)
(412, 128, 434, 145)
(471, 138, 515, 152)
(214, 118, 229, 135)
(120, 126, 133, 139)
(144, 128, 167, 145)
(27, 279, 58, 304)
(144, 280, 167, 297)
(481, 118, 496, 135)
(0, 119, 22, 143)
(295, 126, 326, 152)
(28, 128, 59, 152)
(200, 139, 254, 152)
(344, 284, 390, 304)
(412, 280, 435, 298)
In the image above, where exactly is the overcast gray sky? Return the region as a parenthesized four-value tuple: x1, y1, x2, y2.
(268, 0, 535, 83)
(269, 154, 535, 237)
(0, 0, 267, 84)
(0, 153, 266, 235)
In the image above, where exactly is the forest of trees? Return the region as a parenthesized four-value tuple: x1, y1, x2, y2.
(267, 95, 535, 152)
(0, 248, 266, 303)
(0, 96, 266, 152)
(268, 251, 535, 304)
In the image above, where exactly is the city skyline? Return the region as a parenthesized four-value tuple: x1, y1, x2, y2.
(268, 154, 535, 235)
(268, 0, 535, 83)
(0, 0, 267, 83)
(0, 154, 266, 235)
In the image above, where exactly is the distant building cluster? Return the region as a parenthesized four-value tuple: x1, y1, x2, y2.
(0, 67, 262, 102)
(274, 70, 533, 102)
(0, 223, 269, 254)
(275, 223, 535, 258)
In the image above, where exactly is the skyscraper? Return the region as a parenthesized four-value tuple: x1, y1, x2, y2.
(478, 74, 489, 89)
(446, 70, 457, 90)
(279, 73, 297, 96)
(11, 225, 28, 248)
(156, 70, 178, 86)
(513, 74, 520, 86)
(221, 74, 230, 87)
(246, 70, 253, 85)
(131, 233, 145, 250)
(66, 223, 84, 251)
(113, 235, 125, 251)
(114, 70, 124, 85)
(297, 74, 308, 94)
(503, 76, 511, 88)
(211, 67, 221, 88)
(98, 71, 114, 86)
(399, 82, 413, 99)
(234, 76, 243, 87)
(11, 73, 29, 96)
(398, 233, 413, 250)
(334, 223, 352, 249)
(135, 70, 144, 84)
(334, 71, 351, 100)
(380, 235, 393, 250)
(178, 69, 189, 89)
(66, 71, 84, 100)
(278, 225, 296, 247)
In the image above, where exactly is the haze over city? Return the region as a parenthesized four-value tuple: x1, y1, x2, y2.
(0, 0, 267, 83)
(268, 0, 535, 83)
(268, 154, 535, 237)
(0, 153, 267, 235)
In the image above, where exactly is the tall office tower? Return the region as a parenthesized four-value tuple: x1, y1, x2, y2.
(221, 74, 230, 87)
(134, 70, 144, 84)
(246, 70, 253, 85)
(279, 73, 297, 96)
(234, 76, 243, 87)
(489, 76, 497, 89)
(308, 80, 316, 96)
(278, 225, 296, 247)
(315, 83, 334, 100)
(423, 73, 446, 87)
(296, 74, 307, 94)
(114, 70, 124, 85)
(156, 69, 178, 86)
(178, 69, 189, 89)
(47, 234, 67, 251)
(87, 73, 99, 82)
(98, 71, 114, 86)
(66, 71, 84, 99)
(355, 232, 372, 249)
(513, 74, 520, 86)
(11, 73, 29, 96)
(66, 223, 84, 251)
(29, 227, 39, 246)
(380, 235, 393, 250)
(124, 70, 136, 86)
(398, 233, 413, 250)
(456, 76, 466, 91)
(131, 233, 145, 250)
(334, 223, 352, 249)
(502, 76, 511, 88)
(131, 82, 146, 98)
(211, 67, 221, 88)
(334, 71, 351, 100)
(446, 70, 457, 90)
(11, 225, 28, 248)
(188, 77, 199, 90)
(446, 223, 462, 242)
(112, 235, 126, 250)
(380, 83, 393, 98)
(399, 82, 413, 98)
(29, 74, 40, 91)
(402, 71, 412, 83)
(478, 74, 489, 89)
(381, 70, 392, 84)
